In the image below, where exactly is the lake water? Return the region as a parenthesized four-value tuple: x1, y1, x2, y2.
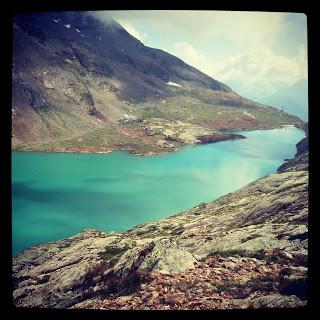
(12, 126, 305, 255)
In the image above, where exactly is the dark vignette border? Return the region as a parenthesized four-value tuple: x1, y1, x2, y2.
(1, 0, 319, 319)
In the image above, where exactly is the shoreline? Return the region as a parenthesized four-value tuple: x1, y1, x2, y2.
(11, 123, 305, 157)
(11, 135, 244, 157)
(12, 135, 308, 310)
(12, 130, 307, 256)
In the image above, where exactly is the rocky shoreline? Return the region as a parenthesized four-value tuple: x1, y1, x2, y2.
(12, 137, 308, 310)
(13, 122, 304, 157)
(12, 117, 248, 156)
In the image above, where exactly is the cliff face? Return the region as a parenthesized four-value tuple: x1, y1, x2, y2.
(12, 140, 308, 310)
(277, 137, 308, 173)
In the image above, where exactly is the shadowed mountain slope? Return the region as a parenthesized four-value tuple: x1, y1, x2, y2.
(12, 12, 303, 154)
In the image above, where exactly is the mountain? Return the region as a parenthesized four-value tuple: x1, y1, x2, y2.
(12, 11, 303, 155)
(260, 80, 308, 122)
(12, 137, 308, 309)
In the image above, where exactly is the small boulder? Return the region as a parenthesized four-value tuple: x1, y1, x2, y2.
(87, 105, 97, 115)
(222, 261, 237, 270)
(139, 238, 198, 274)
(266, 248, 293, 261)
(171, 226, 184, 235)
(165, 294, 182, 306)
(198, 202, 207, 209)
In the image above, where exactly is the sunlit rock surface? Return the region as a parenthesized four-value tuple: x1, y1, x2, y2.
(12, 138, 308, 309)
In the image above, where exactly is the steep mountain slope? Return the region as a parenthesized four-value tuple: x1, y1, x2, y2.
(12, 11, 303, 155)
(12, 137, 308, 309)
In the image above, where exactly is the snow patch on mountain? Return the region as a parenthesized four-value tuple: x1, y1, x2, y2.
(243, 111, 255, 119)
(166, 81, 181, 87)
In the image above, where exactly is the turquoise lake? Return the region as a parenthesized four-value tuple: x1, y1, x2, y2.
(12, 126, 305, 256)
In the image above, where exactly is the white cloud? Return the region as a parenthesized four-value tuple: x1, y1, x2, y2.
(92, 11, 307, 99)
(212, 11, 286, 47)
(167, 42, 215, 75)
(116, 19, 144, 41)
(96, 11, 289, 51)
(167, 41, 307, 100)
(212, 45, 308, 97)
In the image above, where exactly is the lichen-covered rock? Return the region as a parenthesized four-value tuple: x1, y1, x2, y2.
(12, 229, 122, 308)
(246, 294, 307, 308)
(111, 238, 197, 277)
(110, 242, 155, 278)
(139, 239, 198, 274)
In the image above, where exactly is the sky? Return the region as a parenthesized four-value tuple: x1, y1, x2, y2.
(93, 10, 308, 102)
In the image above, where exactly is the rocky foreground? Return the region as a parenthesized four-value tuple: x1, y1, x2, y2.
(12, 138, 308, 310)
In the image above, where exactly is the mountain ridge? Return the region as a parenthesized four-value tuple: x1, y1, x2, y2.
(261, 79, 308, 121)
(12, 11, 304, 155)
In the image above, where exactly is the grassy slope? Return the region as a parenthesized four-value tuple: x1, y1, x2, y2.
(13, 93, 303, 155)
(12, 14, 304, 154)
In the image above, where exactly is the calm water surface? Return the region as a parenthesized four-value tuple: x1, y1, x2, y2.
(12, 127, 305, 255)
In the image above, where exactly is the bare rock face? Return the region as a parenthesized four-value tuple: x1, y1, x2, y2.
(110, 238, 198, 277)
(143, 118, 220, 145)
(277, 137, 308, 173)
(22, 85, 47, 110)
(138, 239, 198, 274)
(12, 229, 122, 308)
(246, 294, 307, 308)
(109, 242, 155, 278)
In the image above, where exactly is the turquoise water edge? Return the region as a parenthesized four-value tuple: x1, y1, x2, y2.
(12, 127, 305, 255)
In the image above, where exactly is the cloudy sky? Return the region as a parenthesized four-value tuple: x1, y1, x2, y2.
(93, 10, 308, 102)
